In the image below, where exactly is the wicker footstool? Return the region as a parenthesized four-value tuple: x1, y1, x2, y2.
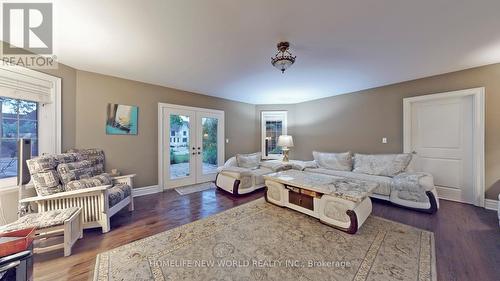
(0, 207, 83, 256)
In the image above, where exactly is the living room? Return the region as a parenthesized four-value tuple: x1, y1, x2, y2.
(0, 1, 499, 281)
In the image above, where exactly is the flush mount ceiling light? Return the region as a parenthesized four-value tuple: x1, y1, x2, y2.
(271, 42, 296, 73)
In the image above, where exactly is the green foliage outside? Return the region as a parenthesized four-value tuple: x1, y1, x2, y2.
(170, 150, 189, 165)
(170, 115, 184, 129)
(202, 118, 218, 165)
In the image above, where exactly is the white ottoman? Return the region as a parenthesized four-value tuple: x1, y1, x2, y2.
(0, 207, 83, 256)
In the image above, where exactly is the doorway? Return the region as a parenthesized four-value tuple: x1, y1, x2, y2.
(403, 88, 485, 207)
(158, 103, 224, 189)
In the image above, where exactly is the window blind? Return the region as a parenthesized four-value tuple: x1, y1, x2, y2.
(0, 68, 54, 104)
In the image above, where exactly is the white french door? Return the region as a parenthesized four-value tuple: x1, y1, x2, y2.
(159, 104, 224, 189)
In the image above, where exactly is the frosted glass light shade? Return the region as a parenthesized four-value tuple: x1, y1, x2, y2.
(277, 135, 294, 147)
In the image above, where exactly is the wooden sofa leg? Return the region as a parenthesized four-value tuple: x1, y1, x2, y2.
(128, 196, 135, 211)
(101, 215, 111, 233)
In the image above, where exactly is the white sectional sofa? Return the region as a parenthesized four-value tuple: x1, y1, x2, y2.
(216, 151, 439, 214)
(305, 151, 439, 213)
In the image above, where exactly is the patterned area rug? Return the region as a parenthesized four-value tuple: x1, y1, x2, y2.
(174, 182, 216, 195)
(94, 199, 436, 281)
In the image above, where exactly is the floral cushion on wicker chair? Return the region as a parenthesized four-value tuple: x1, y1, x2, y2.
(108, 184, 132, 207)
(65, 173, 113, 191)
(0, 207, 80, 233)
(57, 160, 93, 185)
(67, 148, 105, 176)
(30, 170, 64, 195)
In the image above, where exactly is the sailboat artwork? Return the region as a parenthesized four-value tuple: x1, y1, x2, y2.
(106, 103, 138, 135)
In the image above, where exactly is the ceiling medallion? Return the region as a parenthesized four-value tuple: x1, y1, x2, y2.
(271, 42, 296, 73)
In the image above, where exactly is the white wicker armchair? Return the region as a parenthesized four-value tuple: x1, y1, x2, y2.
(21, 149, 135, 233)
(20, 175, 134, 233)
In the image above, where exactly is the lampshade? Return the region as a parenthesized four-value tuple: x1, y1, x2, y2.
(277, 135, 294, 147)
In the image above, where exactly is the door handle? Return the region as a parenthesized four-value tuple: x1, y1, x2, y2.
(197, 152, 201, 155)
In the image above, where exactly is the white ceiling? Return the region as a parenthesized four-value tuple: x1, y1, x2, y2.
(50, 0, 500, 104)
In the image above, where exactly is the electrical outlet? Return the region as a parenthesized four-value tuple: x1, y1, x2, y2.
(225, 138, 229, 143)
(382, 137, 387, 144)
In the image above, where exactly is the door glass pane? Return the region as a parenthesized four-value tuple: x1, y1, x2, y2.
(265, 120, 283, 155)
(202, 117, 218, 175)
(169, 114, 190, 179)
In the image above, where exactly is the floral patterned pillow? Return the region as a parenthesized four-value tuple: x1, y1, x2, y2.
(65, 173, 113, 191)
(31, 170, 64, 196)
(56, 160, 93, 185)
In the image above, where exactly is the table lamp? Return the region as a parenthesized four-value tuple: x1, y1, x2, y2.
(277, 135, 294, 162)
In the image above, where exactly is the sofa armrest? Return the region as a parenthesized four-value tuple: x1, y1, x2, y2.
(218, 166, 254, 179)
(19, 185, 111, 203)
(218, 157, 239, 173)
(112, 174, 135, 187)
(393, 172, 435, 192)
(223, 157, 238, 168)
(111, 174, 136, 181)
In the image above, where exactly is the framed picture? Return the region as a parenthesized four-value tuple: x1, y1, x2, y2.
(106, 103, 138, 135)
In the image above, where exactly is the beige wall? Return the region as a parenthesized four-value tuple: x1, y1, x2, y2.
(22, 60, 500, 200)
(75, 70, 257, 188)
(257, 63, 500, 200)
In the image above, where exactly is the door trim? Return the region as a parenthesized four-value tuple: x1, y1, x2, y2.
(158, 103, 225, 190)
(403, 87, 485, 207)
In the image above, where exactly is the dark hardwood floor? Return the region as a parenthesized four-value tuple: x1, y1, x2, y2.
(33, 188, 500, 281)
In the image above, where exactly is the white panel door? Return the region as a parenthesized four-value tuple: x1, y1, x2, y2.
(410, 96, 474, 203)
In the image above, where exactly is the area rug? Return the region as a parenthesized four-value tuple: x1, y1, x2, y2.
(174, 182, 215, 195)
(94, 198, 436, 281)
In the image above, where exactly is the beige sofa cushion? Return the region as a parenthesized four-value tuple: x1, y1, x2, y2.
(353, 153, 412, 177)
(312, 151, 353, 171)
(236, 152, 261, 169)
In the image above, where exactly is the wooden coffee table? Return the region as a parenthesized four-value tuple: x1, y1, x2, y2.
(264, 170, 378, 234)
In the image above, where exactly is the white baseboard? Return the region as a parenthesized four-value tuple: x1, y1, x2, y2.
(484, 199, 499, 211)
(435, 186, 462, 202)
(132, 185, 160, 197)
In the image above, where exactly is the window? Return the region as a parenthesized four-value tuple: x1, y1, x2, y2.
(0, 98, 39, 180)
(261, 111, 287, 159)
(182, 137, 187, 143)
(0, 64, 61, 188)
(183, 131, 187, 136)
(171, 130, 175, 136)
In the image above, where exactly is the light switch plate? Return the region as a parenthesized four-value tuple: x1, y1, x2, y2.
(225, 138, 229, 143)
(382, 137, 387, 144)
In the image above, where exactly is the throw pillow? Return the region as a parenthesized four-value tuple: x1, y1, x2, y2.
(57, 160, 93, 185)
(26, 155, 58, 174)
(65, 173, 113, 191)
(236, 152, 261, 169)
(312, 151, 353, 171)
(31, 170, 64, 196)
(352, 153, 413, 177)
